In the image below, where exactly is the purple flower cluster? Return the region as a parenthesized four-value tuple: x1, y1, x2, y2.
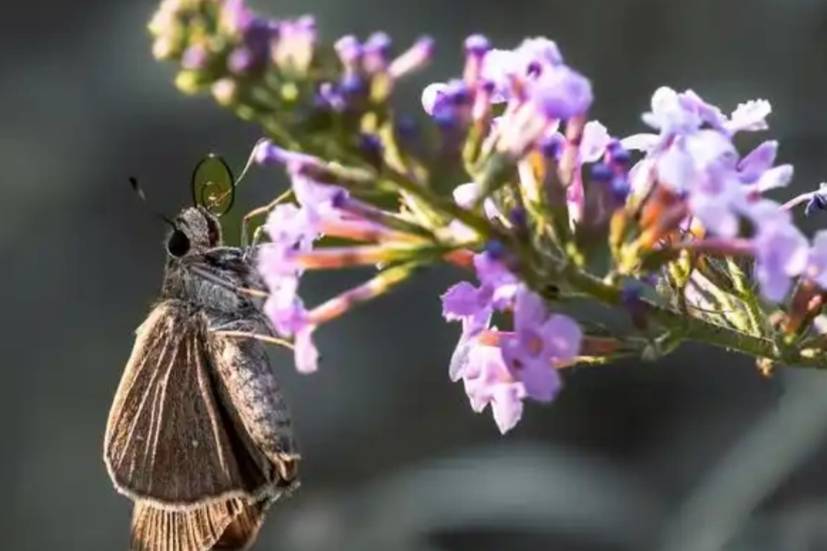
(319, 33, 434, 111)
(618, 87, 817, 301)
(152, 0, 318, 78)
(422, 36, 592, 156)
(441, 251, 581, 433)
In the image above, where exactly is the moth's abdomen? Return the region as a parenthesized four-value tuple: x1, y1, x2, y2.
(208, 316, 299, 480)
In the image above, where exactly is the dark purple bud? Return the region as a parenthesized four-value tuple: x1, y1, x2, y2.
(591, 162, 613, 183)
(433, 107, 459, 129)
(396, 115, 419, 139)
(539, 134, 564, 159)
(359, 133, 383, 156)
(509, 207, 527, 229)
(444, 80, 471, 106)
(340, 73, 367, 96)
(607, 140, 631, 166)
(485, 240, 506, 260)
(621, 281, 648, 329)
(611, 175, 630, 202)
(317, 82, 346, 111)
(331, 189, 349, 209)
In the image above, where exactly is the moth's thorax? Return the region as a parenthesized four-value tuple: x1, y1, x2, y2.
(161, 247, 265, 316)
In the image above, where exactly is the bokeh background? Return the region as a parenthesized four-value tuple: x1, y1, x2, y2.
(6, 0, 827, 549)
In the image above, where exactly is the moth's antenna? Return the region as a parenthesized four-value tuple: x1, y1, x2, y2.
(129, 177, 176, 229)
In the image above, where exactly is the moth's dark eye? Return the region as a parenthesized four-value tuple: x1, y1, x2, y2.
(167, 229, 190, 257)
(192, 154, 235, 216)
(205, 216, 221, 246)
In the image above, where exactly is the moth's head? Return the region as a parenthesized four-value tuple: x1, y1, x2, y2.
(166, 206, 222, 258)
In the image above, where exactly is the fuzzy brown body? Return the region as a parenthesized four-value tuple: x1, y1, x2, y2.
(104, 207, 299, 551)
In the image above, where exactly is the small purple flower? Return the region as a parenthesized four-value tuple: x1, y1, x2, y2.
(461, 344, 525, 433)
(500, 287, 579, 400)
(749, 202, 809, 302)
(529, 65, 593, 120)
(257, 203, 324, 374)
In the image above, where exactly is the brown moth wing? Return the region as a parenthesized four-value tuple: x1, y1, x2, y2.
(213, 498, 269, 550)
(208, 315, 301, 482)
(130, 497, 266, 551)
(104, 300, 277, 508)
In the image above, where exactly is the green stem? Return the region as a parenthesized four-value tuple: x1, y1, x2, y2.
(561, 268, 826, 369)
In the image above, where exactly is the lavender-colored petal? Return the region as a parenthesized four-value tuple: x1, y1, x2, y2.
(690, 197, 740, 237)
(726, 99, 771, 134)
(461, 343, 506, 409)
(684, 129, 738, 171)
(513, 286, 548, 331)
(656, 142, 695, 192)
(448, 309, 493, 381)
(490, 384, 525, 434)
(441, 281, 484, 319)
(753, 209, 809, 301)
(518, 363, 561, 403)
(680, 89, 727, 131)
(580, 120, 611, 163)
(754, 164, 793, 193)
(541, 314, 583, 364)
(294, 325, 319, 374)
(737, 140, 778, 183)
(292, 175, 344, 212)
(621, 133, 660, 153)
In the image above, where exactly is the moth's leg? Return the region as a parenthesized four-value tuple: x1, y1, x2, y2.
(241, 189, 294, 252)
(188, 265, 268, 299)
(212, 329, 293, 349)
(207, 317, 300, 482)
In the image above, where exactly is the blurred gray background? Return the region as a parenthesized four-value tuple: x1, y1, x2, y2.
(6, 0, 827, 549)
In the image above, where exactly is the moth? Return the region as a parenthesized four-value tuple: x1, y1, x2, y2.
(104, 155, 299, 551)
